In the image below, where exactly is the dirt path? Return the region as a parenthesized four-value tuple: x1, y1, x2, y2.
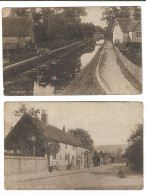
(96, 41, 139, 95)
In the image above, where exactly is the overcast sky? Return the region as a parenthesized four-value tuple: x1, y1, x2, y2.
(4, 102, 143, 147)
(3, 7, 106, 28)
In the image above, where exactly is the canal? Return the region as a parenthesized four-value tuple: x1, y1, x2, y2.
(4, 38, 104, 96)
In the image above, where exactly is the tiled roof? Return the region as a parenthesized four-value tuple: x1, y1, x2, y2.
(127, 20, 139, 31)
(3, 16, 32, 37)
(5, 114, 85, 149)
(116, 18, 132, 32)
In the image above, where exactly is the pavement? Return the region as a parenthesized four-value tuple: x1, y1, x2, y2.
(5, 164, 143, 190)
(96, 41, 139, 95)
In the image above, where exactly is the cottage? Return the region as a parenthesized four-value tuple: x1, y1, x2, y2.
(113, 18, 141, 43)
(3, 12, 34, 51)
(5, 111, 90, 171)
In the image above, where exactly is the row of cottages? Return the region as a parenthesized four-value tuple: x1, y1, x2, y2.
(113, 18, 141, 43)
(4, 111, 91, 171)
(3, 12, 34, 52)
(98, 152, 116, 166)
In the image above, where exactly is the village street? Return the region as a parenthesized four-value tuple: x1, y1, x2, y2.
(6, 164, 143, 190)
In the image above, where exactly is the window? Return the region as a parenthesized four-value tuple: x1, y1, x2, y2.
(136, 31, 141, 37)
(60, 154, 61, 160)
(65, 144, 67, 149)
(73, 146, 75, 150)
(65, 155, 68, 161)
(72, 155, 74, 160)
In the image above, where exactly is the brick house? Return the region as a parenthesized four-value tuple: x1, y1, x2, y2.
(5, 111, 91, 171)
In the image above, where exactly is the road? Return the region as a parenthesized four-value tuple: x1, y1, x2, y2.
(96, 41, 140, 95)
(13, 164, 143, 190)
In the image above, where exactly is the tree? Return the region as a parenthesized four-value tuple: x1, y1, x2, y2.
(45, 139, 60, 164)
(101, 7, 131, 40)
(93, 150, 101, 167)
(9, 8, 29, 17)
(125, 124, 143, 172)
(68, 128, 94, 152)
(9, 8, 94, 48)
(14, 104, 40, 118)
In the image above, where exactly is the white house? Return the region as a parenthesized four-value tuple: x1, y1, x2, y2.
(113, 18, 141, 43)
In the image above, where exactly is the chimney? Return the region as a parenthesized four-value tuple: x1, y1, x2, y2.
(130, 7, 135, 20)
(41, 110, 48, 124)
(62, 126, 65, 132)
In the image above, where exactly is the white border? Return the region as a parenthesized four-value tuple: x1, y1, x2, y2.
(0, 1, 145, 194)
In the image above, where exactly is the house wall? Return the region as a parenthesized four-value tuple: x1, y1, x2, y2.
(123, 33, 129, 42)
(113, 24, 123, 43)
(3, 36, 31, 49)
(5, 156, 48, 175)
(50, 143, 87, 171)
(132, 23, 141, 42)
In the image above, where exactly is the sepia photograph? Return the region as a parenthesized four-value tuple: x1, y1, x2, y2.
(3, 6, 142, 96)
(4, 102, 143, 190)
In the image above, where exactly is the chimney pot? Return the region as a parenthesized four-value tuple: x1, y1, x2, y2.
(41, 110, 48, 124)
(63, 126, 65, 132)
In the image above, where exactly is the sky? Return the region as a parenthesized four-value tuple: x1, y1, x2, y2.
(4, 102, 143, 147)
(2, 7, 107, 28)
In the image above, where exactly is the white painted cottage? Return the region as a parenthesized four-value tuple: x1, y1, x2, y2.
(113, 18, 141, 43)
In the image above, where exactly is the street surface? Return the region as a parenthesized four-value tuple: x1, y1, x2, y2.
(6, 164, 143, 190)
(96, 41, 140, 95)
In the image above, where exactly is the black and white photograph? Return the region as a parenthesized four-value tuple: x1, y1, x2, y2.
(4, 102, 143, 190)
(3, 6, 142, 95)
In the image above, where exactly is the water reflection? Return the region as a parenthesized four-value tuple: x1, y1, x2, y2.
(4, 39, 104, 96)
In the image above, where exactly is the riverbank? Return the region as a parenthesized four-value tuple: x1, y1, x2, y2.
(62, 43, 106, 95)
(3, 38, 91, 83)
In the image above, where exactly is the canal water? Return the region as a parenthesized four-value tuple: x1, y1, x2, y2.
(4, 39, 104, 96)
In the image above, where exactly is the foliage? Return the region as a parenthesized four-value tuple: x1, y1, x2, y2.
(102, 7, 140, 40)
(68, 128, 94, 152)
(9, 8, 95, 48)
(125, 124, 143, 172)
(14, 104, 40, 118)
(114, 41, 142, 67)
(93, 150, 101, 167)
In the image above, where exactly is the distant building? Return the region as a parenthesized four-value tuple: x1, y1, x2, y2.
(5, 111, 91, 171)
(102, 153, 111, 165)
(3, 12, 34, 51)
(113, 18, 141, 43)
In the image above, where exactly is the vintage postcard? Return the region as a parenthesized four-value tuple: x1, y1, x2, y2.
(3, 7, 142, 95)
(4, 102, 143, 190)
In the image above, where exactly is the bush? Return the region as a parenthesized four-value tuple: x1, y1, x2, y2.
(114, 41, 142, 67)
(125, 124, 143, 172)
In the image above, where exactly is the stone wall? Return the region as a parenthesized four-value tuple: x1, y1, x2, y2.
(114, 46, 142, 86)
(5, 156, 48, 175)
